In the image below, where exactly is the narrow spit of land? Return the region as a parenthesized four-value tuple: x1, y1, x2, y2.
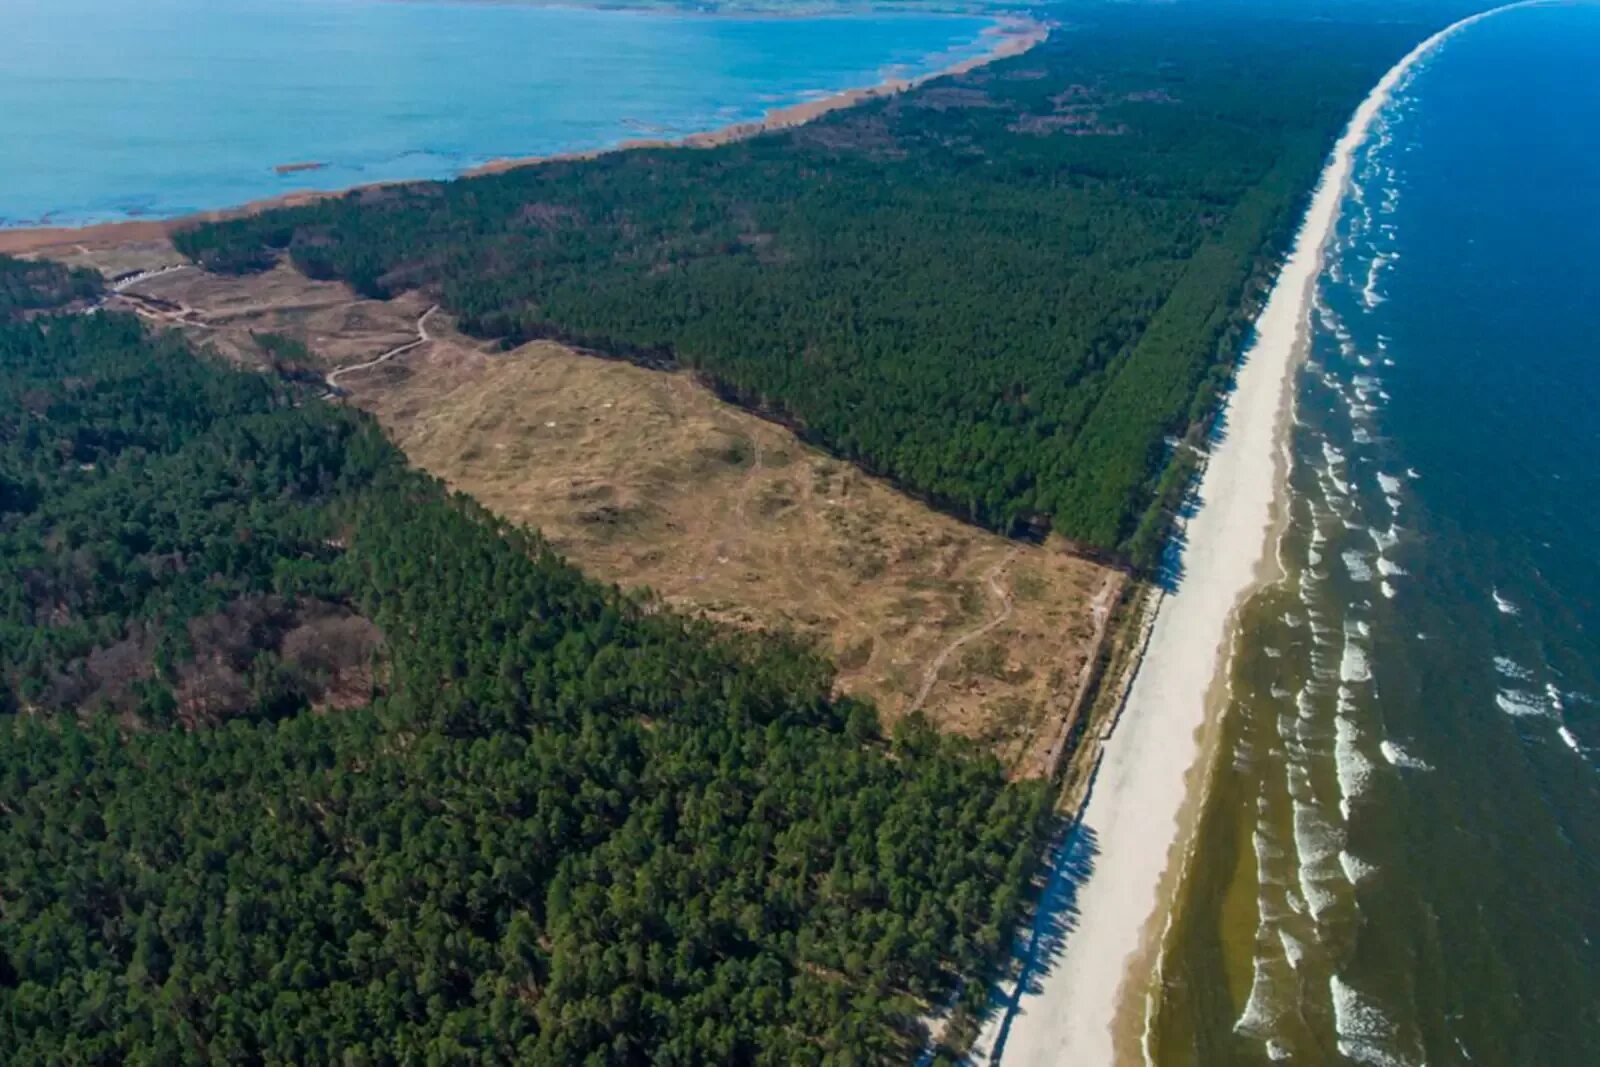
(972, 6, 1524, 1064)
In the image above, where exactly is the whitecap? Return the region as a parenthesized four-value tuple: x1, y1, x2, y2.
(1336, 717, 1377, 817)
(1342, 550, 1374, 583)
(1278, 929, 1306, 968)
(1376, 472, 1403, 495)
(1341, 642, 1372, 683)
(1233, 957, 1279, 1038)
(1340, 849, 1378, 885)
(1557, 726, 1583, 754)
(1381, 580, 1397, 599)
(1331, 975, 1415, 1067)
(1492, 588, 1520, 616)
(1494, 656, 1534, 682)
(1380, 740, 1433, 771)
(1496, 688, 1550, 718)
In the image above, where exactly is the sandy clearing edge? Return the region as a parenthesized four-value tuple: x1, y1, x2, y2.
(0, 18, 1044, 257)
(970, 4, 1535, 1065)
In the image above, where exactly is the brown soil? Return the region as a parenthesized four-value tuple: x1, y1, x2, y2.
(49, 242, 1121, 780)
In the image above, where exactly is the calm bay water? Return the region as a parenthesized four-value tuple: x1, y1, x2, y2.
(1154, 5, 1600, 1065)
(0, 0, 994, 227)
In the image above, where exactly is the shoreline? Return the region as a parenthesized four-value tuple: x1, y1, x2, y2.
(0, 17, 1044, 258)
(970, 5, 1531, 1065)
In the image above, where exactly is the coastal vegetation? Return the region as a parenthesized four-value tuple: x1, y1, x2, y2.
(0, 255, 101, 317)
(0, 297, 1048, 1062)
(177, 4, 1435, 567)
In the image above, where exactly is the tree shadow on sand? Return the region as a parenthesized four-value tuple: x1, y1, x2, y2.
(1155, 353, 1245, 596)
(973, 816, 1101, 1063)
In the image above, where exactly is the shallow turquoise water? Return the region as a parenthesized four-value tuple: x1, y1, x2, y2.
(1155, 5, 1600, 1064)
(0, 0, 995, 227)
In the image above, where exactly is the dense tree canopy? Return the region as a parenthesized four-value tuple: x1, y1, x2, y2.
(0, 254, 102, 318)
(0, 306, 1048, 1063)
(177, 4, 1437, 566)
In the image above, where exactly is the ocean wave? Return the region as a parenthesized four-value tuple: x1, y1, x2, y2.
(1495, 688, 1551, 718)
(1342, 550, 1375, 583)
(1493, 655, 1534, 682)
(1381, 580, 1397, 599)
(1336, 716, 1377, 819)
(1377, 557, 1406, 578)
(1233, 955, 1280, 1038)
(1341, 641, 1373, 683)
(1380, 740, 1433, 771)
(1361, 254, 1389, 308)
(1340, 849, 1379, 885)
(1557, 726, 1584, 755)
(1376, 472, 1403, 495)
(1331, 975, 1417, 1067)
(1492, 588, 1520, 616)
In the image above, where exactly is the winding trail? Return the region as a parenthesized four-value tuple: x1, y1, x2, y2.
(908, 548, 1018, 714)
(326, 304, 438, 390)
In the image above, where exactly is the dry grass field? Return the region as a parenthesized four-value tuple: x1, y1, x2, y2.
(41, 237, 1124, 779)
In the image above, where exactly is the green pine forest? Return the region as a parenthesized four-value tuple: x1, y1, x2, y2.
(177, 4, 1433, 567)
(0, 281, 1048, 1063)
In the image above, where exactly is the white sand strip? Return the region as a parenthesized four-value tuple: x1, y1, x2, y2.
(971, 5, 1532, 1064)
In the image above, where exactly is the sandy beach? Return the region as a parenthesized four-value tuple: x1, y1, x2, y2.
(968, 5, 1527, 1065)
(0, 17, 1043, 259)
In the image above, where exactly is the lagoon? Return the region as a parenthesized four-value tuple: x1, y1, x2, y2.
(0, 0, 995, 227)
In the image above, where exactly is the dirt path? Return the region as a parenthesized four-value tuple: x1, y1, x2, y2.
(326, 304, 438, 390)
(908, 548, 1019, 715)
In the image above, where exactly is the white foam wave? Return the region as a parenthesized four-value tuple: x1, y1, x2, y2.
(1340, 849, 1379, 885)
(1494, 656, 1534, 682)
(1342, 550, 1374, 583)
(1496, 688, 1551, 718)
(1341, 641, 1372, 683)
(1492, 588, 1520, 616)
(1331, 975, 1416, 1067)
(1380, 740, 1433, 771)
(1336, 716, 1375, 796)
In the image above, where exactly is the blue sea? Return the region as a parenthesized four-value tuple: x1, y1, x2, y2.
(0, 0, 996, 227)
(1154, 4, 1600, 1064)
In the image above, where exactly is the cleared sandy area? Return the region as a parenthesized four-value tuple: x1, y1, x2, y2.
(968, 6, 1526, 1063)
(51, 246, 1118, 780)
